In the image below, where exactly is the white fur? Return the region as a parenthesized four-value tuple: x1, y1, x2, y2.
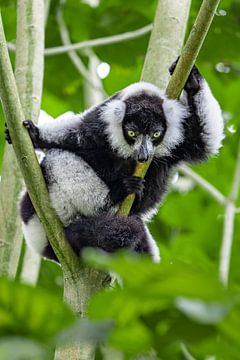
(44, 149, 118, 226)
(39, 110, 54, 124)
(101, 102, 134, 158)
(22, 215, 48, 255)
(101, 100, 126, 123)
(141, 207, 159, 223)
(120, 81, 164, 100)
(37, 112, 81, 146)
(144, 225, 160, 263)
(156, 98, 188, 156)
(193, 80, 224, 154)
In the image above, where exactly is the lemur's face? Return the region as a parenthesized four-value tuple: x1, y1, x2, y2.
(122, 94, 166, 162)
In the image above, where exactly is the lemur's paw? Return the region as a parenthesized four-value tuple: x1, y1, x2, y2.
(123, 176, 145, 199)
(23, 120, 40, 145)
(4, 123, 12, 144)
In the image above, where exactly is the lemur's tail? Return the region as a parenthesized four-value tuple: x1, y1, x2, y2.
(20, 192, 149, 262)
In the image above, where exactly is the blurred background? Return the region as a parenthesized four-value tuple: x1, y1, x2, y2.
(0, 0, 240, 359)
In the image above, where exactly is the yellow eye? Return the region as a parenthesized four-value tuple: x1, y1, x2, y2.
(153, 131, 161, 138)
(127, 130, 136, 137)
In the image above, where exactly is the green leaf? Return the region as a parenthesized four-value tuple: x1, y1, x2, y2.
(0, 278, 75, 341)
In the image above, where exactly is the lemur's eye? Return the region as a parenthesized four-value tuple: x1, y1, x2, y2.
(153, 131, 161, 139)
(127, 130, 136, 138)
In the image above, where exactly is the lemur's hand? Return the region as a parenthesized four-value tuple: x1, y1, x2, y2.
(110, 176, 145, 204)
(122, 176, 145, 200)
(4, 123, 12, 144)
(23, 120, 40, 148)
(169, 58, 201, 95)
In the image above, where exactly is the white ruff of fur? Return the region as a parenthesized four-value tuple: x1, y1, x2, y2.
(101, 100, 134, 158)
(22, 215, 48, 255)
(44, 149, 117, 226)
(193, 80, 224, 154)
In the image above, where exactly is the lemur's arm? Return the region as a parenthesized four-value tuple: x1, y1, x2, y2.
(169, 65, 224, 164)
(22, 112, 82, 151)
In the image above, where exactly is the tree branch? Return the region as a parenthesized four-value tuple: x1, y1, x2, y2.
(56, 5, 108, 97)
(179, 165, 227, 206)
(166, 0, 221, 99)
(8, 23, 153, 56)
(118, 0, 220, 216)
(0, 13, 80, 276)
(219, 141, 240, 287)
(14, 0, 45, 285)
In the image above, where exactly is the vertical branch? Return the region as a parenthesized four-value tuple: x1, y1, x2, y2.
(142, 0, 191, 89)
(219, 142, 240, 287)
(166, 0, 221, 99)
(84, 50, 106, 107)
(15, 0, 44, 120)
(0, 150, 23, 278)
(0, 0, 46, 280)
(13, 0, 45, 284)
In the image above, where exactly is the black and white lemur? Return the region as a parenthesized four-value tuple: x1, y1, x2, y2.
(7, 65, 224, 263)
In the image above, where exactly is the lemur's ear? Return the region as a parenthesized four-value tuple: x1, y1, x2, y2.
(102, 100, 126, 123)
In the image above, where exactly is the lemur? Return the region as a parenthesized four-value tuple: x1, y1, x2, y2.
(5, 64, 224, 263)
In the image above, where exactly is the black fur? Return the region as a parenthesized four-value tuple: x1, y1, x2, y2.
(42, 214, 149, 262)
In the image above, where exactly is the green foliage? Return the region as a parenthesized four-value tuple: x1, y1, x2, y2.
(0, 0, 240, 358)
(0, 277, 76, 359)
(80, 250, 240, 359)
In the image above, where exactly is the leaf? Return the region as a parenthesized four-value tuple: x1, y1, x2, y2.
(0, 278, 75, 341)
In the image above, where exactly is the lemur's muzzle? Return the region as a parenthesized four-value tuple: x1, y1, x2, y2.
(134, 136, 154, 163)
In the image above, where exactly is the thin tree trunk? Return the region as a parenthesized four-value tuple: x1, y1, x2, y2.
(14, 0, 45, 285)
(0, 149, 23, 278)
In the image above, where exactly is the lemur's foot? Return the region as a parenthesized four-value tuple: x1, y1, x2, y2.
(23, 120, 40, 146)
(4, 123, 12, 144)
(169, 58, 201, 95)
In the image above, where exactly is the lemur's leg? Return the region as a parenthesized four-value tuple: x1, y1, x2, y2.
(169, 62, 224, 163)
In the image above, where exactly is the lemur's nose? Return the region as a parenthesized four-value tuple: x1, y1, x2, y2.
(138, 153, 149, 163)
